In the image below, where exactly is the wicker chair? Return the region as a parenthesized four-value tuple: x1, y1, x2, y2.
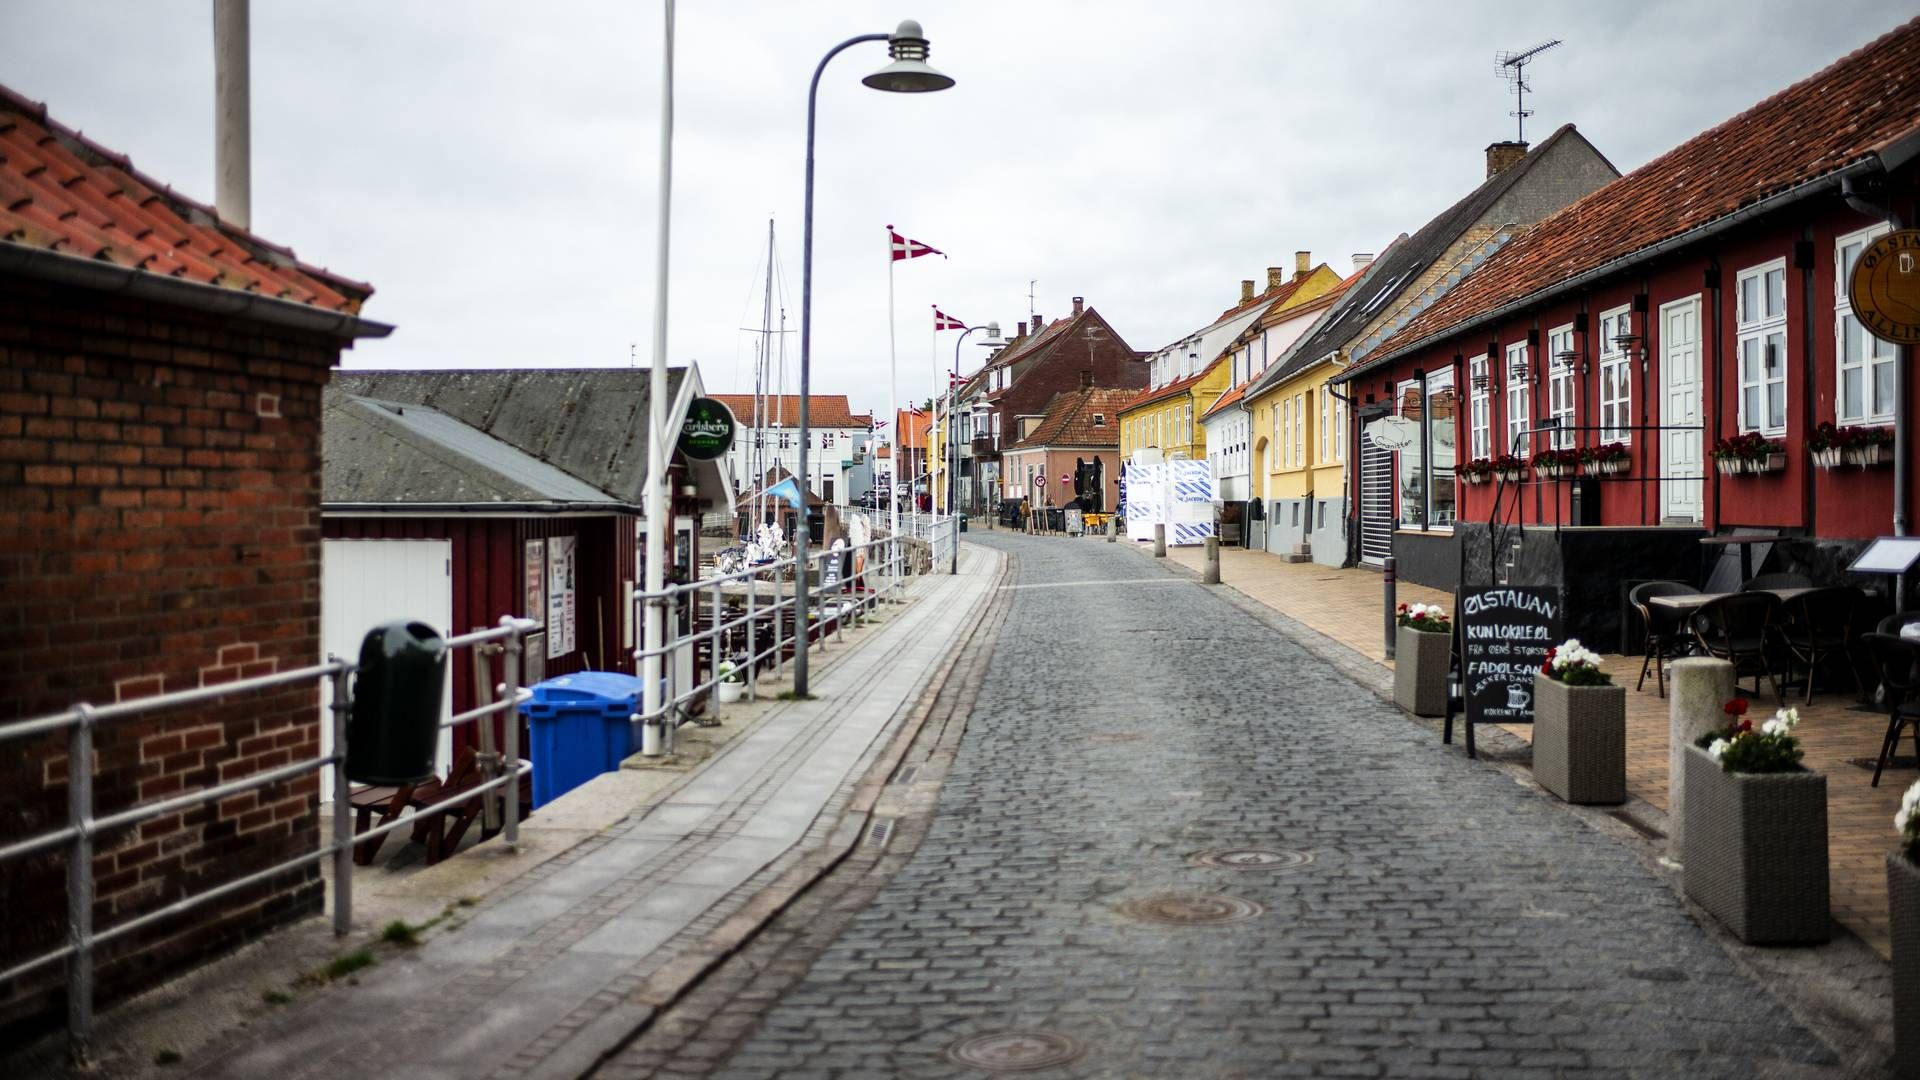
(1629, 580, 1697, 698)
(1776, 586, 1863, 705)
(1739, 571, 1814, 592)
(1864, 632, 1920, 787)
(1691, 592, 1784, 702)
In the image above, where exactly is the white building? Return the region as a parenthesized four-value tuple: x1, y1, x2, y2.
(711, 394, 873, 508)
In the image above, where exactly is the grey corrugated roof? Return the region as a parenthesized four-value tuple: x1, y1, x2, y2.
(328, 368, 688, 502)
(324, 390, 624, 507)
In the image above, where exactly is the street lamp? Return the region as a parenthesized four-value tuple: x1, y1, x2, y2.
(945, 321, 1004, 572)
(795, 20, 953, 697)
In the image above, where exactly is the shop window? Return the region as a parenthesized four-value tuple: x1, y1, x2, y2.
(1468, 355, 1491, 460)
(1837, 226, 1896, 424)
(1395, 371, 1457, 529)
(1598, 306, 1634, 442)
(1547, 324, 1576, 449)
(1505, 342, 1531, 456)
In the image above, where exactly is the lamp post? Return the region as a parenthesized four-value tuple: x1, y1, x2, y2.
(946, 321, 1003, 572)
(796, 20, 952, 697)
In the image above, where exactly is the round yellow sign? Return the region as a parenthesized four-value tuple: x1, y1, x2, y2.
(1850, 228, 1920, 345)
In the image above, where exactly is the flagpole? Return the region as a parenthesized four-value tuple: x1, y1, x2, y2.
(887, 228, 899, 546)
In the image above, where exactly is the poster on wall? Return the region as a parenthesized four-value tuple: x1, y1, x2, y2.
(546, 535, 576, 659)
(524, 540, 545, 624)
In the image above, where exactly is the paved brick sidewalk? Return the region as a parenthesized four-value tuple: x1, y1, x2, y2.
(711, 532, 1853, 1078)
(190, 547, 1003, 1080)
(1149, 539, 1908, 957)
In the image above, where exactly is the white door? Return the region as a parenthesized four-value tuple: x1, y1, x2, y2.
(1660, 296, 1704, 522)
(320, 539, 454, 800)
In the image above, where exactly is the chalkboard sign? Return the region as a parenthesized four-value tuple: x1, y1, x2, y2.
(1459, 585, 1561, 737)
(820, 542, 845, 593)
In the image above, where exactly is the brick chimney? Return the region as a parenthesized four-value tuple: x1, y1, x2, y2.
(1486, 140, 1529, 178)
(1352, 252, 1375, 274)
(1031, 315, 1044, 335)
(1240, 280, 1255, 303)
(1294, 251, 1312, 280)
(1266, 266, 1284, 291)
(1071, 296, 1084, 316)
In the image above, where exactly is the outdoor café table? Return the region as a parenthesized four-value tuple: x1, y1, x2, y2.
(1646, 587, 1818, 616)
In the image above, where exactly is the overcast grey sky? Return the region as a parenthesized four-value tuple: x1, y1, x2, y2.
(1, 2, 1908, 416)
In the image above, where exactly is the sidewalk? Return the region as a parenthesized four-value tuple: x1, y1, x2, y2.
(1139, 536, 1906, 957)
(88, 547, 1005, 1080)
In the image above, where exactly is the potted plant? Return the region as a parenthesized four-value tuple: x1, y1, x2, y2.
(1533, 448, 1582, 481)
(1458, 458, 1494, 486)
(1581, 442, 1631, 476)
(1532, 639, 1626, 804)
(1807, 421, 1845, 470)
(1844, 424, 1894, 467)
(1712, 432, 1788, 476)
(1682, 700, 1828, 944)
(1890, 781, 1920, 1077)
(1392, 602, 1451, 718)
(716, 660, 746, 703)
(1491, 454, 1529, 484)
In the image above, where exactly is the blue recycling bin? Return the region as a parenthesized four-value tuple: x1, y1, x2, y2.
(519, 672, 645, 808)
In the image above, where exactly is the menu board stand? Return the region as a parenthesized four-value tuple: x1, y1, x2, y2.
(1447, 585, 1562, 759)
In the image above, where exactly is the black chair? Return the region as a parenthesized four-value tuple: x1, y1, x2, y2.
(1740, 571, 1814, 592)
(1864, 632, 1920, 787)
(1776, 586, 1863, 705)
(1629, 580, 1697, 698)
(1878, 612, 1920, 637)
(1692, 592, 1784, 702)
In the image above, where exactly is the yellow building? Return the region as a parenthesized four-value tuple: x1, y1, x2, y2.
(1118, 354, 1229, 464)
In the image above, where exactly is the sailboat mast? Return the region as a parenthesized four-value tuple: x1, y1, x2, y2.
(755, 217, 775, 528)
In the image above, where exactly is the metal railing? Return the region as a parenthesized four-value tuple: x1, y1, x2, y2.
(0, 616, 540, 1064)
(629, 527, 944, 752)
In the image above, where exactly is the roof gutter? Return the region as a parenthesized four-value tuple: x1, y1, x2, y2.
(323, 501, 635, 515)
(0, 240, 394, 340)
(1342, 143, 1920, 382)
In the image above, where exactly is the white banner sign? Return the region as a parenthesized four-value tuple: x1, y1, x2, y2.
(546, 535, 576, 659)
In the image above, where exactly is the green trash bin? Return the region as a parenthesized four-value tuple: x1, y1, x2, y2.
(958, 513, 968, 533)
(344, 620, 448, 785)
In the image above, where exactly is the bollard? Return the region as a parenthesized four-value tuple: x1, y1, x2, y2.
(1383, 555, 1397, 660)
(1153, 523, 1166, 558)
(1106, 516, 1116, 543)
(1667, 657, 1736, 863)
(1203, 536, 1220, 584)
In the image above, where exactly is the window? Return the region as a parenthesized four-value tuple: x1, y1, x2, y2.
(1547, 324, 1575, 449)
(1294, 393, 1305, 466)
(1395, 370, 1457, 529)
(1185, 403, 1194, 445)
(1736, 261, 1788, 434)
(1271, 403, 1280, 465)
(1281, 398, 1292, 468)
(778, 431, 792, 450)
(1092, 413, 1105, 427)
(1598, 306, 1634, 442)
(1468, 355, 1491, 460)
(1504, 342, 1530, 456)
(1333, 391, 1345, 463)
(1838, 225, 1896, 424)
(1319, 389, 1329, 463)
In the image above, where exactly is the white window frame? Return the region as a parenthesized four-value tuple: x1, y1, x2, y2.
(1293, 393, 1305, 466)
(1597, 305, 1633, 443)
(1333, 390, 1345, 463)
(1547, 324, 1576, 449)
(1282, 398, 1293, 468)
(1735, 259, 1789, 435)
(1837, 224, 1896, 425)
(1468, 355, 1491, 460)
(1271, 402, 1280, 467)
(1504, 342, 1530, 456)
(1319, 389, 1329, 463)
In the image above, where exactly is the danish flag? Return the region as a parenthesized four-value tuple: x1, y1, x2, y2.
(932, 306, 967, 331)
(889, 225, 945, 262)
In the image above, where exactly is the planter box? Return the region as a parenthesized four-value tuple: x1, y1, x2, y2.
(1847, 443, 1891, 468)
(1811, 447, 1843, 469)
(1393, 625, 1450, 717)
(1890, 853, 1920, 1078)
(1681, 745, 1829, 944)
(1588, 459, 1629, 476)
(1532, 676, 1626, 804)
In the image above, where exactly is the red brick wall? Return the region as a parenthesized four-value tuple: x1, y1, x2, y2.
(0, 271, 346, 1031)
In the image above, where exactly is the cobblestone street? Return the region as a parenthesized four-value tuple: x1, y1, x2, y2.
(695, 532, 1846, 1078)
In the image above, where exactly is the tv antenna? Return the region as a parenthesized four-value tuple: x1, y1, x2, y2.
(1028, 279, 1037, 319)
(1495, 39, 1561, 144)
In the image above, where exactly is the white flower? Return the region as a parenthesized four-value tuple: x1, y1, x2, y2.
(1900, 805, 1915, 836)
(1903, 781, 1920, 814)
(1774, 707, 1800, 730)
(1759, 716, 1790, 738)
(1707, 738, 1730, 761)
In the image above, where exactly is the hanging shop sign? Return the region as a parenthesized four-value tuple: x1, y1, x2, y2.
(678, 397, 738, 460)
(1849, 229, 1920, 344)
(1457, 585, 1561, 752)
(1364, 415, 1419, 450)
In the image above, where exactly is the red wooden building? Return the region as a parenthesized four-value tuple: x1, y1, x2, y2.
(1338, 17, 1920, 637)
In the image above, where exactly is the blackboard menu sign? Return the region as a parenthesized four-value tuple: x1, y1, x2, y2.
(820, 543, 845, 593)
(1459, 585, 1561, 727)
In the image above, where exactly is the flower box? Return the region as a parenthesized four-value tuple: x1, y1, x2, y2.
(1889, 853, 1920, 1077)
(1532, 676, 1626, 804)
(1589, 458, 1628, 476)
(1847, 443, 1891, 468)
(1680, 744, 1829, 944)
(1393, 625, 1450, 718)
(1748, 451, 1787, 474)
(1494, 468, 1528, 484)
(1810, 447, 1843, 469)
(1459, 472, 1489, 486)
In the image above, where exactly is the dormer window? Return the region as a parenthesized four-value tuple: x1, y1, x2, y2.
(1092, 413, 1106, 427)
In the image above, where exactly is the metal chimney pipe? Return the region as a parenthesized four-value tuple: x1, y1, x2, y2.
(213, 0, 251, 231)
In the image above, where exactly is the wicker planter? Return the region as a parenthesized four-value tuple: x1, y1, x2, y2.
(1680, 745, 1829, 944)
(1889, 853, 1920, 1078)
(1393, 625, 1449, 718)
(1532, 676, 1626, 804)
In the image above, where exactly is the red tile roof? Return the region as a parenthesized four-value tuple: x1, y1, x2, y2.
(1123, 355, 1226, 412)
(1010, 387, 1135, 450)
(707, 394, 872, 429)
(0, 83, 371, 313)
(1374, 17, 1920, 363)
(1203, 380, 1250, 419)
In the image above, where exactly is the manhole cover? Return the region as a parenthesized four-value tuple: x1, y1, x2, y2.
(1189, 848, 1313, 871)
(947, 1031, 1086, 1073)
(1085, 732, 1146, 744)
(1118, 892, 1264, 926)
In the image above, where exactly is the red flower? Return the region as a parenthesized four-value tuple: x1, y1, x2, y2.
(1724, 698, 1749, 717)
(1736, 719, 1753, 735)
(1397, 603, 1409, 612)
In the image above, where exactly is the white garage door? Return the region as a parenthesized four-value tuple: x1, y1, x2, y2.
(320, 539, 454, 801)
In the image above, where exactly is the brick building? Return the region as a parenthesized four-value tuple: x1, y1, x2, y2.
(0, 85, 388, 1031)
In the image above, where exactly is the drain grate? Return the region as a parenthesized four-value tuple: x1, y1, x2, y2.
(1189, 848, 1313, 871)
(1606, 810, 1666, 841)
(866, 818, 894, 848)
(947, 1031, 1086, 1073)
(1118, 892, 1264, 927)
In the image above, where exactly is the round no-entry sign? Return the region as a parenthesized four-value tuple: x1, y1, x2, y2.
(1060, 473, 1070, 484)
